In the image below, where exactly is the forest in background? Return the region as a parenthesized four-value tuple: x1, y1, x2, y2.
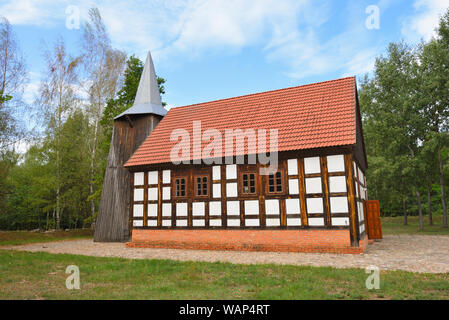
(0, 7, 448, 231)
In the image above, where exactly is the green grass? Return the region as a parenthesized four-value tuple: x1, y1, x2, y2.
(0, 220, 447, 300)
(0, 229, 93, 246)
(381, 215, 449, 235)
(0, 250, 448, 300)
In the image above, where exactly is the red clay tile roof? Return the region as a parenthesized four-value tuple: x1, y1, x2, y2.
(125, 76, 357, 167)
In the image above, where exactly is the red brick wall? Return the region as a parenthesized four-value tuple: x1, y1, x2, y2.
(127, 229, 368, 254)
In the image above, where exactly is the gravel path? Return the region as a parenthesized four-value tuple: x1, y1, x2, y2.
(2, 235, 449, 274)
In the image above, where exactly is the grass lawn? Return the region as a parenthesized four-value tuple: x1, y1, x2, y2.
(381, 215, 449, 235)
(0, 229, 93, 246)
(0, 250, 448, 300)
(1, 219, 448, 300)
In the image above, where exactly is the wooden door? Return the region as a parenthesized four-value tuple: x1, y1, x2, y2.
(364, 200, 382, 239)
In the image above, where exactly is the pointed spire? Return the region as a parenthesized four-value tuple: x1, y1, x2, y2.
(115, 51, 167, 119)
(134, 51, 162, 106)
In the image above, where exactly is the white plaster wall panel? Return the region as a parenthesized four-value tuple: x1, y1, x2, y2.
(226, 183, 238, 197)
(148, 171, 158, 185)
(265, 199, 280, 214)
(162, 187, 170, 200)
(226, 164, 237, 179)
(266, 218, 280, 227)
(133, 204, 144, 217)
(359, 203, 365, 221)
(330, 197, 349, 213)
(148, 187, 158, 201)
(193, 220, 205, 227)
(358, 204, 363, 222)
(192, 202, 205, 216)
(134, 188, 144, 201)
(360, 188, 366, 200)
(213, 184, 221, 198)
(148, 204, 158, 217)
(360, 224, 365, 233)
(353, 162, 357, 175)
(133, 220, 143, 227)
(332, 217, 349, 226)
(227, 201, 240, 215)
(358, 167, 364, 184)
(162, 203, 171, 217)
(244, 200, 259, 215)
(134, 172, 144, 186)
(176, 203, 188, 216)
(355, 181, 359, 197)
(306, 198, 324, 214)
(227, 219, 240, 227)
(209, 201, 221, 216)
(288, 179, 299, 195)
(327, 155, 345, 172)
(305, 177, 322, 194)
(177, 220, 188, 227)
(162, 220, 171, 227)
(245, 219, 260, 227)
(213, 166, 221, 180)
(287, 218, 301, 226)
(304, 157, 321, 174)
(287, 159, 298, 175)
(162, 170, 171, 184)
(286, 199, 300, 214)
(209, 219, 222, 227)
(147, 220, 158, 227)
(308, 218, 325, 226)
(329, 176, 347, 193)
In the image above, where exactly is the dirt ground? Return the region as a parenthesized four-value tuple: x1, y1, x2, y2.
(2, 234, 449, 273)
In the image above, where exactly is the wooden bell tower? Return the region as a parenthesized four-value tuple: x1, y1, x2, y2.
(94, 51, 166, 242)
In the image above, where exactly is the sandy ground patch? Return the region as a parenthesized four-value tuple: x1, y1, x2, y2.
(2, 235, 449, 273)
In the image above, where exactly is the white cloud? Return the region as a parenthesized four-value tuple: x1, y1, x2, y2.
(402, 0, 448, 42)
(21, 70, 46, 106)
(169, 0, 306, 51)
(1, 0, 386, 80)
(0, 0, 53, 26)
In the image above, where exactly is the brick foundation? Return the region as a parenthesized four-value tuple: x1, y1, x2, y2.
(127, 229, 368, 254)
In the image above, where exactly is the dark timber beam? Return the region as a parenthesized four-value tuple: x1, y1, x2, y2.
(345, 153, 359, 247)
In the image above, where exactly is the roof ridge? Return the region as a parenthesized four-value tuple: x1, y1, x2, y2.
(170, 76, 356, 111)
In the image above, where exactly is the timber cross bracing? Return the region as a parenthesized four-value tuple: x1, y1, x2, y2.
(129, 154, 367, 242)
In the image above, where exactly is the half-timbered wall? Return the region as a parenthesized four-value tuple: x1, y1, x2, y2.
(353, 160, 367, 237)
(130, 153, 365, 232)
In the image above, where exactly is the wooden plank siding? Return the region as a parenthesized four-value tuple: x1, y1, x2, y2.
(94, 114, 162, 242)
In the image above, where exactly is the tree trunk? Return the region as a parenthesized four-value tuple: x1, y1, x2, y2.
(427, 180, 433, 225)
(56, 189, 60, 229)
(403, 197, 408, 226)
(438, 147, 448, 228)
(416, 188, 423, 232)
(89, 119, 99, 219)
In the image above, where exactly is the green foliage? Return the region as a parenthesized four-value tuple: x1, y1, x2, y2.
(359, 9, 449, 222)
(1, 111, 93, 230)
(1, 52, 168, 230)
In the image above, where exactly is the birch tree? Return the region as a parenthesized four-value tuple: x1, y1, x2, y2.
(0, 17, 27, 214)
(0, 16, 27, 153)
(81, 8, 126, 219)
(38, 38, 80, 229)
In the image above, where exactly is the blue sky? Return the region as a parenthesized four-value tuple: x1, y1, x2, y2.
(1, 0, 448, 109)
